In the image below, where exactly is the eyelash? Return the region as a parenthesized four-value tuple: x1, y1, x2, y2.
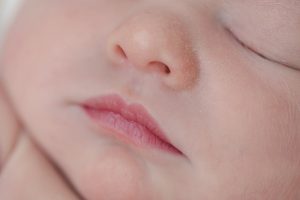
(225, 27, 298, 71)
(225, 27, 270, 61)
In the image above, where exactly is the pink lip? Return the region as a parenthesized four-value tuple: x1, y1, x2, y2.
(82, 94, 182, 154)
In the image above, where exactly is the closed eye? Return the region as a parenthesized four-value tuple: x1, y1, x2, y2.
(225, 27, 271, 61)
(225, 27, 300, 71)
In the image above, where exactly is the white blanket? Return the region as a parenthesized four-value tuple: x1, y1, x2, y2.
(0, 0, 24, 51)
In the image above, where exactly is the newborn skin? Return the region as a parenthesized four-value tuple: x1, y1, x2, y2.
(1, 0, 300, 199)
(0, 80, 82, 199)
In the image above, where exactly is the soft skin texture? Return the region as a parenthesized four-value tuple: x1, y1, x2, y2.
(1, 0, 300, 199)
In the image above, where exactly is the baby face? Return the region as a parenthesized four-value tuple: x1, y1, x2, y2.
(1, 0, 300, 199)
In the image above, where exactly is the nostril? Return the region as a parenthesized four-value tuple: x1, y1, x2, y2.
(115, 45, 127, 60)
(148, 61, 171, 74)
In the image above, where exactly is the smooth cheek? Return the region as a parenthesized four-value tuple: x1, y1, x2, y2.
(220, 77, 298, 197)
(182, 35, 300, 197)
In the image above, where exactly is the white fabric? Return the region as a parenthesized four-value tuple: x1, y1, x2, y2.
(0, 0, 24, 50)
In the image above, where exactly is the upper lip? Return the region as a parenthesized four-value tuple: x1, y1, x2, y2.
(81, 94, 182, 154)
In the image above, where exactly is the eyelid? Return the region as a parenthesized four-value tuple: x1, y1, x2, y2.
(225, 27, 300, 70)
(224, 27, 270, 60)
(226, 27, 300, 70)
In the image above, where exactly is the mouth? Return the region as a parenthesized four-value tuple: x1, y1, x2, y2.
(82, 94, 182, 155)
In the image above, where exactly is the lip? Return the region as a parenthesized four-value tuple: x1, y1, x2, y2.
(81, 94, 182, 154)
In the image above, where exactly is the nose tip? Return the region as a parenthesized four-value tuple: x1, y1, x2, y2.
(106, 10, 199, 90)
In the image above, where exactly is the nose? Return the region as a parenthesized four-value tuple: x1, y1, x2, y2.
(106, 9, 199, 90)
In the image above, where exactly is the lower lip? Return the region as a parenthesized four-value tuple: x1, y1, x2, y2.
(82, 96, 181, 154)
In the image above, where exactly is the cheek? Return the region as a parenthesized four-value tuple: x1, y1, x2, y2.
(0, 28, 63, 136)
(209, 65, 300, 164)
(186, 46, 300, 197)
